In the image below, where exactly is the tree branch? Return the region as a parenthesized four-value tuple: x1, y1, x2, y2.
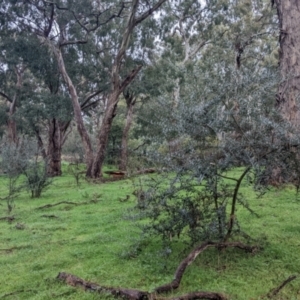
(60, 40, 88, 47)
(0, 91, 13, 103)
(120, 65, 143, 91)
(267, 275, 297, 298)
(80, 90, 103, 109)
(44, 3, 54, 37)
(134, 0, 168, 26)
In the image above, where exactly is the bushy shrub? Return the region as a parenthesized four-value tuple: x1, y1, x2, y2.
(131, 65, 298, 249)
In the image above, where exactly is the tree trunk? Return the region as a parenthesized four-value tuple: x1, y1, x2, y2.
(119, 93, 136, 171)
(275, 0, 300, 126)
(35, 128, 47, 160)
(52, 45, 94, 176)
(47, 118, 62, 176)
(7, 102, 17, 144)
(92, 93, 119, 178)
(7, 66, 24, 144)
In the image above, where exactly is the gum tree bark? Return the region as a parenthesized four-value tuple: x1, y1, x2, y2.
(6, 66, 24, 144)
(274, 0, 300, 126)
(118, 92, 136, 171)
(52, 46, 95, 177)
(46, 119, 71, 176)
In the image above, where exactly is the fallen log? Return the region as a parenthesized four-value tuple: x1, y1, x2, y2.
(57, 272, 149, 300)
(0, 215, 15, 222)
(41, 214, 59, 218)
(57, 241, 258, 300)
(36, 199, 99, 210)
(57, 271, 227, 300)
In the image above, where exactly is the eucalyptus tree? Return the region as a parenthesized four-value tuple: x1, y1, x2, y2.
(0, 31, 26, 144)
(0, 30, 74, 176)
(0, 0, 168, 178)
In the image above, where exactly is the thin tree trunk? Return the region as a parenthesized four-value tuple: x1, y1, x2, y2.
(7, 101, 17, 144)
(47, 118, 62, 176)
(52, 45, 94, 176)
(119, 93, 136, 171)
(92, 93, 119, 178)
(35, 128, 47, 160)
(7, 67, 24, 144)
(92, 67, 142, 178)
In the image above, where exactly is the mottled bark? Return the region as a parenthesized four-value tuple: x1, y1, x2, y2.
(119, 93, 136, 171)
(7, 100, 17, 144)
(7, 67, 24, 144)
(35, 128, 47, 160)
(92, 93, 119, 178)
(47, 119, 62, 176)
(52, 46, 94, 177)
(275, 0, 300, 126)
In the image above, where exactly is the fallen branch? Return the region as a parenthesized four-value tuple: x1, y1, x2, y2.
(0, 215, 15, 222)
(41, 214, 59, 218)
(0, 245, 29, 253)
(36, 200, 98, 210)
(267, 275, 297, 298)
(1, 289, 35, 299)
(154, 241, 258, 294)
(57, 272, 149, 299)
(135, 168, 156, 175)
(57, 271, 226, 300)
(171, 293, 227, 300)
(57, 241, 257, 300)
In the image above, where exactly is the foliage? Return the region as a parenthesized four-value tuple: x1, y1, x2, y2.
(0, 138, 30, 211)
(0, 137, 52, 204)
(131, 52, 291, 247)
(23, 158, 52, 198)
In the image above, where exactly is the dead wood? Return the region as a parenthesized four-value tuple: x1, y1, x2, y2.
(0, 215, 15, 222)
(57, 272, 226, 299)
(57, 241, 259, 300)
(0, 245, 29, 254)
(41, 214, 59, 218)
(57, 272, 149, 299)
(266, 275, 297, 298)
(155, 241, 258, 294)
(0, 289, 34, 299)
(135, 168, 156, 175)
(36, 200, 98, 210)
(170, 293, 227, 300)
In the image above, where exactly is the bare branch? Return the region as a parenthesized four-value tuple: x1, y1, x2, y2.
(267, 275, 298, 298)
(59, 40, 88, 47)
(119, 65, 142, 91)
(82, 100, 101, 111)
(44, 3, 54, 37)
(80, 90, 103, 109)
(0, 91, 13, 103)
(134, 0, 168, 26)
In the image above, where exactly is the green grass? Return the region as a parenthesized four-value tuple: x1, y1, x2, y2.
(1, 167, 300, 299)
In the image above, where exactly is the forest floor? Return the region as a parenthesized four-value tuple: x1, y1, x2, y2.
(1, 165, 300, 299)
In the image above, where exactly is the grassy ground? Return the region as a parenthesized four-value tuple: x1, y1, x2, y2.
(1, 166, 300, 299)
